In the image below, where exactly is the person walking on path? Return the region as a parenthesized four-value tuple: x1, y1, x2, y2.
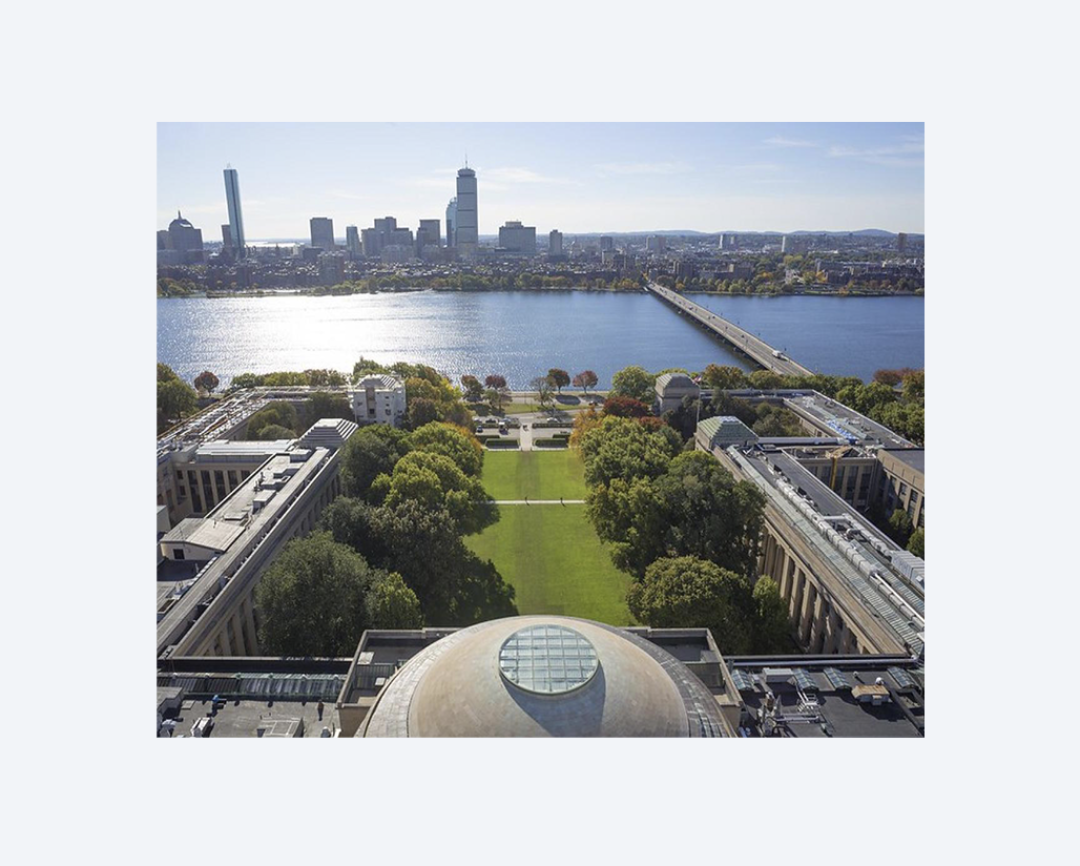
(317, 701, 325, 721)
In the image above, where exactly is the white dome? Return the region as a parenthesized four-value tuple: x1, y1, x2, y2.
(360, 616, 728, 737)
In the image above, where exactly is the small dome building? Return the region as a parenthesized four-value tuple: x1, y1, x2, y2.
(357, 616, 731, 737)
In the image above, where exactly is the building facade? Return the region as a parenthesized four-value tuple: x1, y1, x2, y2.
(352, 373, 406, 425)
(455, 168, 478, 258)
(498, 220, 536, 255)
(549, 229, 563, 256)
(445, 197, 457, 248)
(223, 167, 245, 257)
(310, 217, 335, 251)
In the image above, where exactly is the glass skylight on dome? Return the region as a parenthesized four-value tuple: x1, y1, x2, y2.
(498, 624, 599, 695)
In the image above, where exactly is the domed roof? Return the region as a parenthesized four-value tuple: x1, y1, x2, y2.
(359, 616, 729, 737)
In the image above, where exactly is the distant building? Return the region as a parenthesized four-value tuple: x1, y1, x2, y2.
(221, 224, 233, 252)
(445, 197, 457, 248)
(345, 225, 361, 256)
(646, 235, 666, 255)
(352, 373, 407, 426)
(599, 235, 614, 252)
(158, 211, 204, 264)
(782, 235, 810, 254)
(549, 229, 563, 256)
(418, 219, 441, 249)
(498, 220, 537, 256)
(655, 372, 700, 414)
(897, 232, 908, 253)
(455, 167, 478, 259)
(310, 217, 335, 251)
(361, 228, 380, 257)
(720, 233, 737, 250)
(318, 252, 345, 285)
(223, 167, 246, 258)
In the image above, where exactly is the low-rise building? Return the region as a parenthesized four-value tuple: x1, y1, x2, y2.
(655, 372, 701, 414)
(352, 373, 406, 425)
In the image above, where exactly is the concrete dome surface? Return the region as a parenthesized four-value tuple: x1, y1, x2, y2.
(359, 616, 727, 737)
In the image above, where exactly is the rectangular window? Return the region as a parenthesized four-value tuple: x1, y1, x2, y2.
(174, 549, 185, 560)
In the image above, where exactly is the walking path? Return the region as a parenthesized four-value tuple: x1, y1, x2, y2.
(490, 499, 586, 505)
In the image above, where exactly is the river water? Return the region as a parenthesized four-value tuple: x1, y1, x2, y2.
(157, 290, 924, 388)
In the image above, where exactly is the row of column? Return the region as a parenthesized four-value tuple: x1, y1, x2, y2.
(759, 531, 861, 655)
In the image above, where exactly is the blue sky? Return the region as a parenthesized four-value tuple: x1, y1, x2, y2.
(158, 122, 923, 239)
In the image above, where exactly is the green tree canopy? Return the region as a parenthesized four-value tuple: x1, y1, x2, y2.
(577, 415, 682, 488)
(158, 377, 197, 423)
(702, 364, 747, 391)
(747, 370, 784, 390)
(376, 450, 494, 535)
(252, 423, 296, 441)
(340, 424, 412, 497)
(304, 391, 352, 427)
(610, 365, 656, 404)
(365, 571, 423, 629)
(193, 370, 219, 394)
(254, 532, 393, 657)
(751, 576, 792, 653)
(626, 556, 754, 654)
(888, 508, 914, 545)
(548, 368, 570, 392)
(409, 422, 484, 477)
(246, 401, 299, 437)
(907, 527, 924, 558)
(587, 450, 764, 578)
(158, 362, 180, 383)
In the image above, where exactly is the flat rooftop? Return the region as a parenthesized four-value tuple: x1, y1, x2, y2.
(727, 656, 924, 738)
(882, 447, 925, 474)
(161, 698, 337, 738)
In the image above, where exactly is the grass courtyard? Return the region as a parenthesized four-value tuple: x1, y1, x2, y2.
(466, 450, 635, 625)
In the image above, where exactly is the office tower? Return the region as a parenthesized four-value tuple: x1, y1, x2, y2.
(361, 228, 380, 257)
(310, 217, 335, 250)
(223, 167, 246, 258)
(418, 219, 441, 248)
(167, 211, 203, 252)
(549, 229, 563, 256)
(599, 235, 614, 252)
(646, 235, 666, 255)
(498, 220, 537, 256)
(346, 225, 361, 256)
(455, 167, 478, 259)
(720, 233, 737, 250)
(782, 234, 809, 254)
(221, 225, 233, 251)
(157, 230, 168, 251)
(897, 232, 908, 253)
(373, 216, 397, 235)
(445, 198, 457, 248)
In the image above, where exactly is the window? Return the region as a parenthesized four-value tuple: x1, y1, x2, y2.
(174, 549, 185, 560)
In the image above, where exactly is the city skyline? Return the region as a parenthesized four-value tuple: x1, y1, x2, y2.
(158, 123, 925, 238)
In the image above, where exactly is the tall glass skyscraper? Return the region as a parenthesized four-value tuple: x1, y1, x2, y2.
(223, 167, 245, 258)
(455, 168, 477, 258)
(445, 197, 457, 248)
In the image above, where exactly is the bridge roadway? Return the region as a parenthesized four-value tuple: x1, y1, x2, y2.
(644, 281, 813, 377)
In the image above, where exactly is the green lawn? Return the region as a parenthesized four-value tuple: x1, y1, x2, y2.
(480, 449, 589, 500)
(467, 449, 634, 625)
(466, 505, 635, 625)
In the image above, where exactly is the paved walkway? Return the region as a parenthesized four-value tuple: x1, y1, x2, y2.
(490, 499, 586, 505)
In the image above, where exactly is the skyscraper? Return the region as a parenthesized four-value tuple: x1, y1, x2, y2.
(549, 229, 563, 256)
(223, 167, 245, 258)
(310, 217, 335, 250)
(455, 167, 478, 259)
(346, 226, 361, 256)
(418, 219, 441, 249)
(445, 197, 457, 248)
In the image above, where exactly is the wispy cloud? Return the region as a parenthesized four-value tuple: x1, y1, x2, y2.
(595, 161, 691, 176)
(483, 166, 573, 185)
(763, 136, 818, 148)
(828, 139, 924, 167)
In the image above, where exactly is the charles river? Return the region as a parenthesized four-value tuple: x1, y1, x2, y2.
(157, 291, 924, 389)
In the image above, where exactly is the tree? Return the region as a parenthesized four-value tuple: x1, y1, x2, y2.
(460, 375, 484, 402)
(702, 364, 747, 391)
(747, 369, 783, 390)
(484, 387, 507, 413)
(246, 402, 299, 437)
(365, 572, 423, 628)
(340, 424, 412, 496)
(602, 395, 650, 418)
(252, 423, 296, 441)
(578, 415, 682, 488)
(548, 368, 570, 392)
(158, 377, 197, 423)
(254, 532, 391, 657)
(406, 397, 441, 429)
(193, 370, 219, 395)
(531, 375, 554, 408)
(610, 365, 655, 404)
(158, 362, 180, 383)
(751, 576, 792, 653)
(573, 369, 598, 394)
(587, 450, 765, 578)
(304, 391, 352, 426)
(907, 527, 924, 558)
(888, 508, 913, 546)
(626, 556, 754, 654)
(484, 374, 507, 390)
(409, 422, 484, 477)
(379, 450, 495, 536)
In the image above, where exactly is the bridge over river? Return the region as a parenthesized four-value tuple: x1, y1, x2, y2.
(644, 281, 814, 377)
